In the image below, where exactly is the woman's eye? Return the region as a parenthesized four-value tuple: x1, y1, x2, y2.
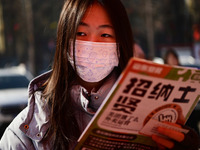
(76, 32, 86, 36)
(101, 33, 112, 38)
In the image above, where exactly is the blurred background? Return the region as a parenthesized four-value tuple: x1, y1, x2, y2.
(0, 0, 200, 138)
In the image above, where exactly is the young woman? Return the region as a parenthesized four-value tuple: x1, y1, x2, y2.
(0, 0, 199, 149)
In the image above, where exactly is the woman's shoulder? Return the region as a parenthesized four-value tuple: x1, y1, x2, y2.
(0, 87, 51, 149)
(0, 71, 52, 149)
(28, 70, 52, 95)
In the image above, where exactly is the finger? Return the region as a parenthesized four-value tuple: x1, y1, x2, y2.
(177, 108, 185, 125)
(156, 143, 166, 150)
(163, 122, 182, 128)
(157, 127, 185, 142)
(152, 134, 174, 149)
(177, 113, 185, 125)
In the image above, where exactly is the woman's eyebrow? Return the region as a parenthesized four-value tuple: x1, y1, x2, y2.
(79, 22, 88, 26)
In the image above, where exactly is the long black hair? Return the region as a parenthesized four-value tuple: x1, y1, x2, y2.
(43, 0, 134, 149)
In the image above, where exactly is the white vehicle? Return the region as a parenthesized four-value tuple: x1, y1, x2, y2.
(0, 64, 33, 137)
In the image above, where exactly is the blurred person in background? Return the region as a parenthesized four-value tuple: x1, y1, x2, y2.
(164, 48, 180, 66)
(134, 43, 146, 59)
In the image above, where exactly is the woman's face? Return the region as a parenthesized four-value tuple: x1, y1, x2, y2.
(76, 2, 116, 43)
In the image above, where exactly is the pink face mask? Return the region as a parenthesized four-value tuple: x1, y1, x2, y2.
(68, 40, 119, 82)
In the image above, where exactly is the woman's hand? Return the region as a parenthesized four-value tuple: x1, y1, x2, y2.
(151, 122, 200, 150)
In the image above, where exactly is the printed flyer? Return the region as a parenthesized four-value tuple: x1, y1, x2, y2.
(75, 58, 200, 150)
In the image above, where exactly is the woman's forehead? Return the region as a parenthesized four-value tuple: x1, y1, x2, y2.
(81, 2, 112, 27)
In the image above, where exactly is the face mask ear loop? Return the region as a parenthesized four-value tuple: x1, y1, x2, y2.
(72, 40, 78, 73)
(67, 40, 78, 73)
(116, 43, 120, 63)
